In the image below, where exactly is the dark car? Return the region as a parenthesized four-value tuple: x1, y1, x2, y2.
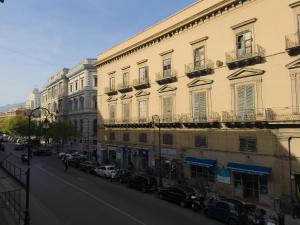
(14, 144, 25, 151)
(158, 185, 197, 207)
(127, 174, 157, 193)
(33, 149, 52, 156)
(79, 161, 100, 174)
(69, 156, 87, 168)
(204, 199, 249, 225)
(0, 143, 4, 151)
(117, 170, 131, 183)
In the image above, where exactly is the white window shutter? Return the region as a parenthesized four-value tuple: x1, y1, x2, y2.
(193, 92, 207, 121)
(237, 85, 246, 118)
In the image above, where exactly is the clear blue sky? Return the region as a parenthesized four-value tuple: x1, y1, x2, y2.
(0, 0, 196, 106)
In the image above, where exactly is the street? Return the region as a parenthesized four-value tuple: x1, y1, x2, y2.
(3, 143, 222, 225)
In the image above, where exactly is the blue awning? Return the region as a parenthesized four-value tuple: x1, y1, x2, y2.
(227, 162, 271, 176)
(184, 157, 217, 168)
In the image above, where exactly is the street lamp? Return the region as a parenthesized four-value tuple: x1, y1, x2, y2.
(288, 136, 300, 203)
(152, 115, 162, 187)
(24, 107, 52, 225)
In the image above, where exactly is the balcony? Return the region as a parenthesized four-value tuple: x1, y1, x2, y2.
(104, 87, 118, 96)
(181, 113, 221, 128)
(133, 78, 150, 90)
(103, 117, 153, 128)
(117, 83, 133, 93)
(185, 60, 214, 78)
(285, 32, 300, 56)
(226, 44, 265, 70)
(222, 107, 300, 128)
(156, 70, 177, 85)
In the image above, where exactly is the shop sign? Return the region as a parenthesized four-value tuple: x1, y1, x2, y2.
(217, 167, 231, 184)
(161, 148, 177, 159)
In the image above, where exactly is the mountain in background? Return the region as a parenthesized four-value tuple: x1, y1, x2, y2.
(0, 102, 25, 112)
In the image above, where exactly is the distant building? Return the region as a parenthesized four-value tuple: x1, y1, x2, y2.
(25, 88, 41, 110)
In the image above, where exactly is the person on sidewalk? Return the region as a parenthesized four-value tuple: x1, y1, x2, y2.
(63, 155, 69, 172)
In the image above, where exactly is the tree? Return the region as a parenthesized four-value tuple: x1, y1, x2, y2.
(46, 121, 79, 152)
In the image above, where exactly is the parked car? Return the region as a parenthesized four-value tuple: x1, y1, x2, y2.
(0, 143, 5, 151)
(118, 170, 131, 183)
(14, 143, 25, 151)
(158, 185, 197, 207)
(204, 199, 249, 225)
(68, 155, 87, 168)
(79, 161, 100, 174)
(127, 174, 157, 193)
(94, 165, 116, 178)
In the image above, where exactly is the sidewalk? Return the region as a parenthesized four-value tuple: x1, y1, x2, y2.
(286, 214, 300, 225)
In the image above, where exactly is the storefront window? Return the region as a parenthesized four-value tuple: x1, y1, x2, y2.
(191, 165, 215, 182)
(234, 173, 242, 188)
(259, 176, 268, 194)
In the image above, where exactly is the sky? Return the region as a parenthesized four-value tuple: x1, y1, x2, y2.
(0, 0, 196, 106)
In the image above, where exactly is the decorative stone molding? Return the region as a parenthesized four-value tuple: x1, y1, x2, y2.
(159, 49, 174, 56)
(137, 59, 148, 65)
(187, 78, 213, 88)
(107, 96, 118, 102)
(157, 85, 177, 93)
(289, 1, 300, 8)
(227, 68, 265, 80)
(120, 94, 133, 100)
(231, 18, 257, 30)
(135, 90, 150, 97)
(121, 65, 130, 70)
(286, 57, 300, 69)
(189, 36, 208, 45)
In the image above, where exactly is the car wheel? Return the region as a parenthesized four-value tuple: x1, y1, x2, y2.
(228, 219, 238, 225)
(158, 193, 164, 200)
(180, 201, 186, 208)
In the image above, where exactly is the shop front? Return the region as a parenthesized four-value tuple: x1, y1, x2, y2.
(227, 162, 271, 204)
(107, 145, 120, 166)
(295, 173, 300, 200)
(184, 157, 217, 182)
(161, 148, 178, 180)
(121, 145, 132, 170)
(132, 148, 149, 171)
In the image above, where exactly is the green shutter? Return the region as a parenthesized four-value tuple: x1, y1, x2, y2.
(236, 84, 255, 119)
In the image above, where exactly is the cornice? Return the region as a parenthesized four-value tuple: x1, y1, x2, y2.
(96, 0, 252, 68)
(189, 36, 208, 45)
(231, 18, 257, 30)
(137, 59, 148, 65)
(290, 1, 300, 8)
(159, 49, 174, 56)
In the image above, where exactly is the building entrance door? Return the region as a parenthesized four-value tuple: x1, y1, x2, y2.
(295, 174, 300, 200)
(242, 174, 259, 200)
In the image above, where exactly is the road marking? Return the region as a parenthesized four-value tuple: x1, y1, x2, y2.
(36, 165, 148, 225)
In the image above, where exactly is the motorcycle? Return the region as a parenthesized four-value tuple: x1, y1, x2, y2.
(191, 195, 205, 212)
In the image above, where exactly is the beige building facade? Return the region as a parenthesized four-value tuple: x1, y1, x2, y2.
(96, 0, 300, 206)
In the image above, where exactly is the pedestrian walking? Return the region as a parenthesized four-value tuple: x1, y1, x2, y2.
(63, 155, 69, 172)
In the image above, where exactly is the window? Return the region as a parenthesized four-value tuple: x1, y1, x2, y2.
(80, 79, 84, 89)
(74, 99, 78, 111)
(163, 58, 171, 77)
(139, 133, 147, 143)
(163, 134, 173, 145)
(109, 105, 116, 122)
(191, 165, 215, 182)
(259, 176, 268, 194)
(139, 67, 148, 83)
(93, 96, 97, 109)
(75, 81, 78, 91)
(123, 72, 129, 87)
(195, 136, 207, 148)
(138, 100, 147, 122)
(194, 46, 205, 69)
(109, 75, 115, 90)
(80, 97, 84, 110)
(123, 133, 129, 142)
(162, 96, 173, 122)
(239, 136, 257, 152)
(236, 84, 255, 119)
(234, 173, 242, 188)
(236, 31, 252, 58)
(109, 132, 115, 141)
(80, 119, 83, 135)
(70, 84, 73, 93)
(74, 120, 78, 130)
(193, 91, 207, 121)
(93, 119, 97, 136)
(94, 76, 98, 87)
(123, 102, 130, 122)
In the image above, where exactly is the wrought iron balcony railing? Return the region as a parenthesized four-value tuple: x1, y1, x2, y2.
(156, 69, 177, 85)
(133, 78, 150, 90)
(285, 32, 300, 55)
(222, 107, 300, 123)
(185, 60, 214, 78)
(117, 82, 133, 93)
(225, 44, 265, 69)
(104, 87, 118, 96)
(180, 112, 221, 123)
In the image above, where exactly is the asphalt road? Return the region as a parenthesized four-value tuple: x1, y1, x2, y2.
(2, 143, 222, 225)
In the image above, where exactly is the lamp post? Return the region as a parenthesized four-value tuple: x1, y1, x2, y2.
(152, 115, 162, 187)
(288, 136, 300, 203)
(24, 107, 52, 225)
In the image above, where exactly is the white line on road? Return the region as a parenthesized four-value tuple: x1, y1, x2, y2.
(36, 165, 148, 225)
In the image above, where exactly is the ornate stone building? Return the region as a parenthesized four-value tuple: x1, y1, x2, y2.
(96, 0, 300, 206)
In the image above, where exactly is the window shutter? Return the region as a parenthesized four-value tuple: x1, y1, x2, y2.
(193, 92, 206, 121)
(123, 103, 130, 122)
(297, 76, 300, 110)
(163, 97, 172, 122)
(139, 101, 147, 121)
(193, 92, 200, 121)
(237, 85, 246, 118)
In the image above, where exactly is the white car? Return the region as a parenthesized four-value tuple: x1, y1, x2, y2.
(94, 165, 116, 178)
